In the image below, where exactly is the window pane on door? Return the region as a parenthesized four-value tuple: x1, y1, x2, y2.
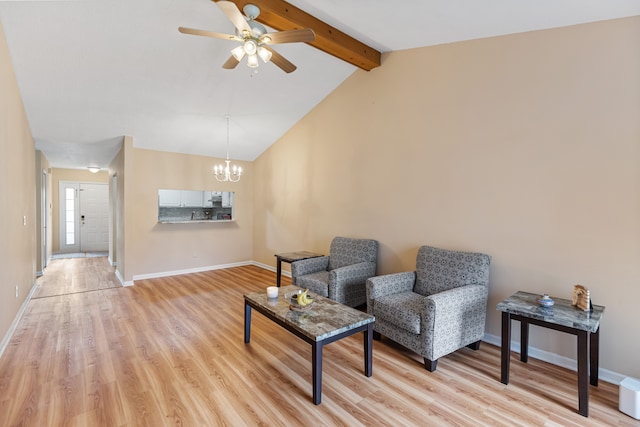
(65, 187, 75, 245)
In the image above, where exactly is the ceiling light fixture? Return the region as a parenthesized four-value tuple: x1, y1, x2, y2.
(214, 115, 242, 183)
(87, 166, 100, 173)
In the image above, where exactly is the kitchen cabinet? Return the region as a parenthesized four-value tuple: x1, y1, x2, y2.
(222, 192, 234, 207)
(181, 190, 204, 207)
(158, 190, 204, 207)
(158, 189, 182, 207)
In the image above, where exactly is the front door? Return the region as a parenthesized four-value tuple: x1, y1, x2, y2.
(79, 183, 109, 252)
(59, 181, 109, 253)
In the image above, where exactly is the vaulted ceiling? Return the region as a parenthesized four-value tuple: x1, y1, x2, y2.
(1, 0, 638, 169)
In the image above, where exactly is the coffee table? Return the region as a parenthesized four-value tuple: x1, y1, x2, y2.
(244, 285, 375, 404)
(497, 291, 605, 417)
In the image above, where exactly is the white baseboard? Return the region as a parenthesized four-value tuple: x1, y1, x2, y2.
(113, 268, 131, 287)
(483, 333, 627, 385)
(253, 261, 291, 277)
(0, 280, 39, 359)
(130, 261, 254, 283)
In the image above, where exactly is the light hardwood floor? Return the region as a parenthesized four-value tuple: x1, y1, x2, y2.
(0, 258, 636, 426)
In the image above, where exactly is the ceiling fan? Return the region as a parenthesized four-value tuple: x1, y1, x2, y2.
(179, 1, 316, 73)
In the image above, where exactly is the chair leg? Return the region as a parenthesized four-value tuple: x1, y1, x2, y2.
(424, 358, 438, 372)
(466, 340, 481, 351)
(373, 331, 381, 341)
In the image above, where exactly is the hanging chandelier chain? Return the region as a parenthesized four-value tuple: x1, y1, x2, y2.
(214, 115, 242, 183)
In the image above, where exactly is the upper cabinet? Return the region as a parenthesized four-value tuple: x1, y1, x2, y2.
(222, 191, 233, 207)
(158, 189, 182, 207)
(158, 190, 204, 207)
(181, 190, 204, 207)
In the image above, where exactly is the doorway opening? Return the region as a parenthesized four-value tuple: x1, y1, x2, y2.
(58, 181, 109, 254)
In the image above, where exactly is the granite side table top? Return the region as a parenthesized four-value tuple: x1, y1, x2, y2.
(497, 291, 605, 333)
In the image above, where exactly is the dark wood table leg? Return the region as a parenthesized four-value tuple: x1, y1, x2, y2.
(244, 303, 251, 344)
(312, 342, 323, 405)
(590, 327, 600, 386)
(501, 312, 511, 384)
(276, 257, 282, 287)
(364, 323, 373, 377)
(520, 319, 529, 363)
(577, 330, 589, 417)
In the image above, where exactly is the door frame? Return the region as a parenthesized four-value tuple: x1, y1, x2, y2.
(41, 170, 48, 268)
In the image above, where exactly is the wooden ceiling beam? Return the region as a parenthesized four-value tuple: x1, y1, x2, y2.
(215, 0, 381, 71)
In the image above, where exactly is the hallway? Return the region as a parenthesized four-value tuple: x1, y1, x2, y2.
(34, 256, 121, 299)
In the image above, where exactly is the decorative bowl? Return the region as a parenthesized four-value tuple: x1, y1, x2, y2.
(537, 294, 555, 307)
(289, 295, 314, 311)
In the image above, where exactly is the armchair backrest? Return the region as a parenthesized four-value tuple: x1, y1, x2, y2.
(414, 246, 491, 297)
(328, 237, 378, 270)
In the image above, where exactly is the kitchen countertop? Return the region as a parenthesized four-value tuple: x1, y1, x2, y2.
(157, 218, 234, 224)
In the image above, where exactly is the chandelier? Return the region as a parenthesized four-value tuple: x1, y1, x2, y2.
(214, 115, 242, 182)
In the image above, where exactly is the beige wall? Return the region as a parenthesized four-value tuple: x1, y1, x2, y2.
(0, 22, 37, 345)
(50, 167, 109, 253)
(35, 151, 52, 273)
(115, 142, 253, 282)
(253, 17, 640, 378)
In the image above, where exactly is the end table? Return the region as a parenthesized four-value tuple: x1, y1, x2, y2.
(274, 251, 323, 287)
(497, 291, 605, 417)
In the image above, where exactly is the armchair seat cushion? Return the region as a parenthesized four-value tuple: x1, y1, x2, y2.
(373, 292, 423, 335)
(296, 271, 330, 297)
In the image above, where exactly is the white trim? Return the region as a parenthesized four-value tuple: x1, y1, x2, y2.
(114, 269, 131, 287)
(0, 280, 39, 359)
(482, 332, 626, 385)
(131, 261, 253, 282)
(253, 261, 292, 277)
(253, 261, 273, 272)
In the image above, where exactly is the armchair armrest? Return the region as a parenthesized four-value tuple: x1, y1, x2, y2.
(330, 262, 377, 286)
(366, 271, 416, 313)
(291, 256, 329, 281)
(421, 284, 489, 359)
(328, 261, 377, 306)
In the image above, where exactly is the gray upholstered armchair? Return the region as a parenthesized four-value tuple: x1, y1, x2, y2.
(366, 245, 491, 372)
(291, 237, 378, 307)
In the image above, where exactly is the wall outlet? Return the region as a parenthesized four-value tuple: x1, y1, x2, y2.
(15, 285, 19, 298)
(23, 215, 27, 226)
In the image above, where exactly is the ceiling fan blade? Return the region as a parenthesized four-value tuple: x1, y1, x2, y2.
(222, 55, 240, 69)
(261, 28, 316, 45)
(216, 1, 252, 35)
(263, 46, 296, 73)
(178, 27, 241, 41)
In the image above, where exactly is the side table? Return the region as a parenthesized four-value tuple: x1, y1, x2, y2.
(497, 291, 605, 417)
(274, 251, 323, 287)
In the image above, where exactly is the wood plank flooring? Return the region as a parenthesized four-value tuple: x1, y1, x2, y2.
(0, 259, 636, 426)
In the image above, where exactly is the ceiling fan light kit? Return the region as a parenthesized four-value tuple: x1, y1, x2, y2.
(178, 1, 315, 73)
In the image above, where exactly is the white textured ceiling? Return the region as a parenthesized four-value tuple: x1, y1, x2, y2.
(1, 0, 639, 169)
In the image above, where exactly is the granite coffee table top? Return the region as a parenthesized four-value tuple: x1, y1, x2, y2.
(497, 291, 605, 333)
(244, 285, 374, 342)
